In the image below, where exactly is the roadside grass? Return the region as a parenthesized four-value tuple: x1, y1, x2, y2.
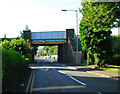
(87, 65, 120, 73)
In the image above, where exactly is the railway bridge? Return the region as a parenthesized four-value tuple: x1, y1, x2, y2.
(23, 29, 83, 65)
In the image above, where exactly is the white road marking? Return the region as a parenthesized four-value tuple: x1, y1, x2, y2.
(58, 71, 86, 86)
(97, 91, 103, 94)
(58, 70, 66, 74)
(69, 76, 86, 86)
(61, 65, 66, 67)
(86, 71, 110, 78)
(67, 66, 76, 70)
(41, 68, 49, 71)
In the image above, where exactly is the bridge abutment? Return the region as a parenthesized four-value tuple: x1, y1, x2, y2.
(58, 29, 76, 64)
(23, 30, 34, 63)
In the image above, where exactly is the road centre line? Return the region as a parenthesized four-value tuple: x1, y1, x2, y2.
(69, 76, 86, 86)
(58, 71, 86, 86)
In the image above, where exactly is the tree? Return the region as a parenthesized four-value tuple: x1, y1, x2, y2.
(79, 2, 120, 31)
(37, 50, 45, 56)
(20, 24, 31, 38)
(79, 2, 119, 67)
(43, 46, 58, 55)
(25, 24, 30, 30)
(4, 34, 6, 38)
(33, 46, 38, 55)
(1, 38, 31, 59)
(0, 39, 10, 49)
(43, 46, 49, 55)
(53, 46, 58, 55)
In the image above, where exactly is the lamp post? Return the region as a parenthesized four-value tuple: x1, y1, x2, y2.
(62, 9, 79, 65)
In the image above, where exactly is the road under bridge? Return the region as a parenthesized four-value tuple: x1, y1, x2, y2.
(23, 29, 84, 65)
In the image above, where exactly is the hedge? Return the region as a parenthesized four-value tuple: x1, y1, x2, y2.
(2, 48, 29, 92)
(110, 35, 120, 65)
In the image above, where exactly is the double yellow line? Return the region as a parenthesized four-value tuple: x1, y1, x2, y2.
(25, 70, 35, 94)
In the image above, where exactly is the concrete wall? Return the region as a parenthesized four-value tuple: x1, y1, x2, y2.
(67, 38, 84, 65)
(58, 29, 84, 65)
(23, 30, 31, 41)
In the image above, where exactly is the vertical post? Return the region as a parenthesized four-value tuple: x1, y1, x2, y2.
(61, 9, 79, 65)
(76, 10, 78, 65)
(0, 38, 2, 94)
(87, 51, 89, 65)
(31, 46, 34, 63)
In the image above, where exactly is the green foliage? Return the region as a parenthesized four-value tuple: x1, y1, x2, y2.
(4, 34, 6, 38)
(0, 40, 10, 49)
(1, 37, 32, 92)
(111, 35, 120, 54)
(1, 38, 31, 58)
(43, 46, 58, 55)
(25, 24, 30, 31)
(110, 35, 120, 65)
(33, 46, 38, 55)
(80, 2, 119, 32)
(81, 60, 87, 66)
(43, 46, 49, 55)
(2, 48, 29, 92)
(79, 2, 119, 67)
(37, 50, 45, 56)
(73, 33, 82, 51)
(20, 25, 31, 38)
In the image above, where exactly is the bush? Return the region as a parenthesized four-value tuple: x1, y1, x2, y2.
(81, 60, 87, 66)
(111, 54, 120, 66)
(110, 35, 120, 65)
(0, 38, 32, 92)
(1, 38, 32, 58)
(2, 48, 29, 92)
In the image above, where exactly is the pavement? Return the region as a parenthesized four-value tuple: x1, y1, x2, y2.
(34, 56, 119, 80)
(58, 63, 120, 80)
(29, 59, 120, 81)
(27, 60, 119, 93)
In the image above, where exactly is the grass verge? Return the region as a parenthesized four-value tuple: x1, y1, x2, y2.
(87, 65, 120, 73)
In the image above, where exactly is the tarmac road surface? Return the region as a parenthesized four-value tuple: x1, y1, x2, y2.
(28, 58, 119, 94)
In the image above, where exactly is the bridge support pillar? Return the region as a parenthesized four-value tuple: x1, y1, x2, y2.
(23, 30, 34, 63)
(31, 46, 34, 63)
(58, 29, 75, 64)
(58, 44, 67, 62)
(23, 30, 31, 41)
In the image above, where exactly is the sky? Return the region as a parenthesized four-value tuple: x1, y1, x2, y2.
(0, 0, 82, 38)
(0, 0, 119, 38)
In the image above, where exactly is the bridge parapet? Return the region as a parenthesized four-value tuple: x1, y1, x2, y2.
(31, 31, 66, 45)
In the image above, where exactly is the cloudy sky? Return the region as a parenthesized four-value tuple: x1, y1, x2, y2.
(0, 0, 118, 38)
(0, 0, 82, 38)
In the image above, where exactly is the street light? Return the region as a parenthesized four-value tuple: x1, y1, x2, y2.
(62, 9, 79, 65)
